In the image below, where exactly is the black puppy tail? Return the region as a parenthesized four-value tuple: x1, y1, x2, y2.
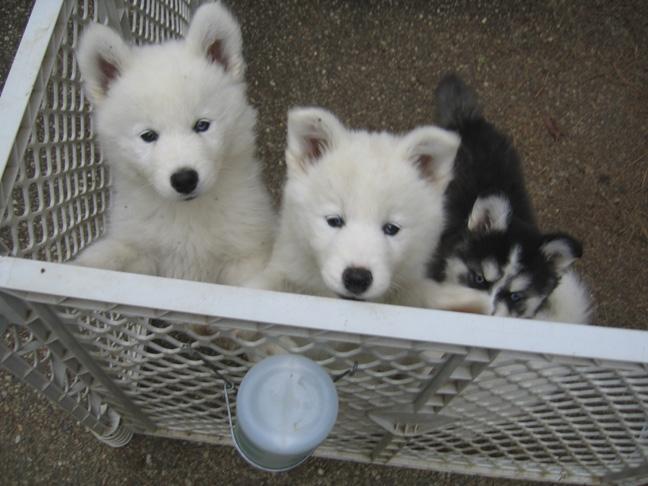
(435, 74, 482, 130)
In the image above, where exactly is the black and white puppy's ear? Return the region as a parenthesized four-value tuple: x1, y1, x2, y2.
(468, 194, 512, 233)
(285, 107, 345, 175)
(401, 126, 459, 189)
(540, 233, 583, 275)
(76, 23, 132, 106)
(184, 2, 245, 81)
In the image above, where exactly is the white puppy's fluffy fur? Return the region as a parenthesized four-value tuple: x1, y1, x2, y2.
(246, 107, 489, 311)
(73, 3, 274, 286)
(535, 271, 593, 324)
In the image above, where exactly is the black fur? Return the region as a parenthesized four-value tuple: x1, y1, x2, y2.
(429, 74, 583, 318)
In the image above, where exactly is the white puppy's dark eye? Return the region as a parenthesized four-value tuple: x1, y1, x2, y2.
(140, 130, 158, 143)
(382, 223, 400, 236)
(326, 215, 345, 228)
(194, 119, 211, 133)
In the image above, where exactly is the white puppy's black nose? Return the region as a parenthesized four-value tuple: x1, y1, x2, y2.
(343, 267, 373, 295)
(171, 169, 199, 194)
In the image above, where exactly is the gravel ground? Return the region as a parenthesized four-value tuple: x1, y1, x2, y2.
(1, 0, 646, 485)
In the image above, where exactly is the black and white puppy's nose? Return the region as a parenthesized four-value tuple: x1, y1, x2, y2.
(171, 169, 199, 195)
(343, 267, 373, 295)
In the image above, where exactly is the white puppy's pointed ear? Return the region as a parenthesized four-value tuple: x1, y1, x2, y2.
(402, 126, 459, 188)
(76, 23, 132, 105)
(468, 194, 512, 233)
(285, 107, 345, 174)
(540, 233, 583, 275)
(184, 2, 245, 80)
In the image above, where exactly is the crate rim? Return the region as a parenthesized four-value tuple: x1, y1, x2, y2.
(1, 256, 647, 365)
(0, 0, 66, 181)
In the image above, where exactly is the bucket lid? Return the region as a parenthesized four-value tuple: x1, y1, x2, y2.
(236, 354, 338, 456)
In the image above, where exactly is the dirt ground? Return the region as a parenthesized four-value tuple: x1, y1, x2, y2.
(0, 0, 646, 485)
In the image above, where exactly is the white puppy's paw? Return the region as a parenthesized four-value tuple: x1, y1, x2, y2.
(71, 239, 155, 275)
(420, 279, 491, 314)
(242, 265, 286, 292)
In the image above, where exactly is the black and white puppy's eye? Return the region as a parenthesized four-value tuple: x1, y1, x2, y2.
(382, 223, 401, 236)
(508, 292, 522, 302)
(193, 119, 211, 133)
(325, 215, 345, 228)
(140, 130, 159, 143)
(471, 272, 489, 290)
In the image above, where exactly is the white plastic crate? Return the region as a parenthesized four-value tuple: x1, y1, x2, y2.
(1, 1, 647, 484)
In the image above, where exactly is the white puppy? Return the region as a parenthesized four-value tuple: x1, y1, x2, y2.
(246, 107, 489, 312)
(73, 2, 274, 288)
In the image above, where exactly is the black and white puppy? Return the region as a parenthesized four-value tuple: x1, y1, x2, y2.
(429, 74, 591, 322)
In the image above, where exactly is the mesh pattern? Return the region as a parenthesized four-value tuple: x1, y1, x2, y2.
(0, 1, 647, 485)
(1, 1, 100, 261)
(3, 294, 647, 484)
(128, 0, 196, 43)
(0, 297, 114, 437)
